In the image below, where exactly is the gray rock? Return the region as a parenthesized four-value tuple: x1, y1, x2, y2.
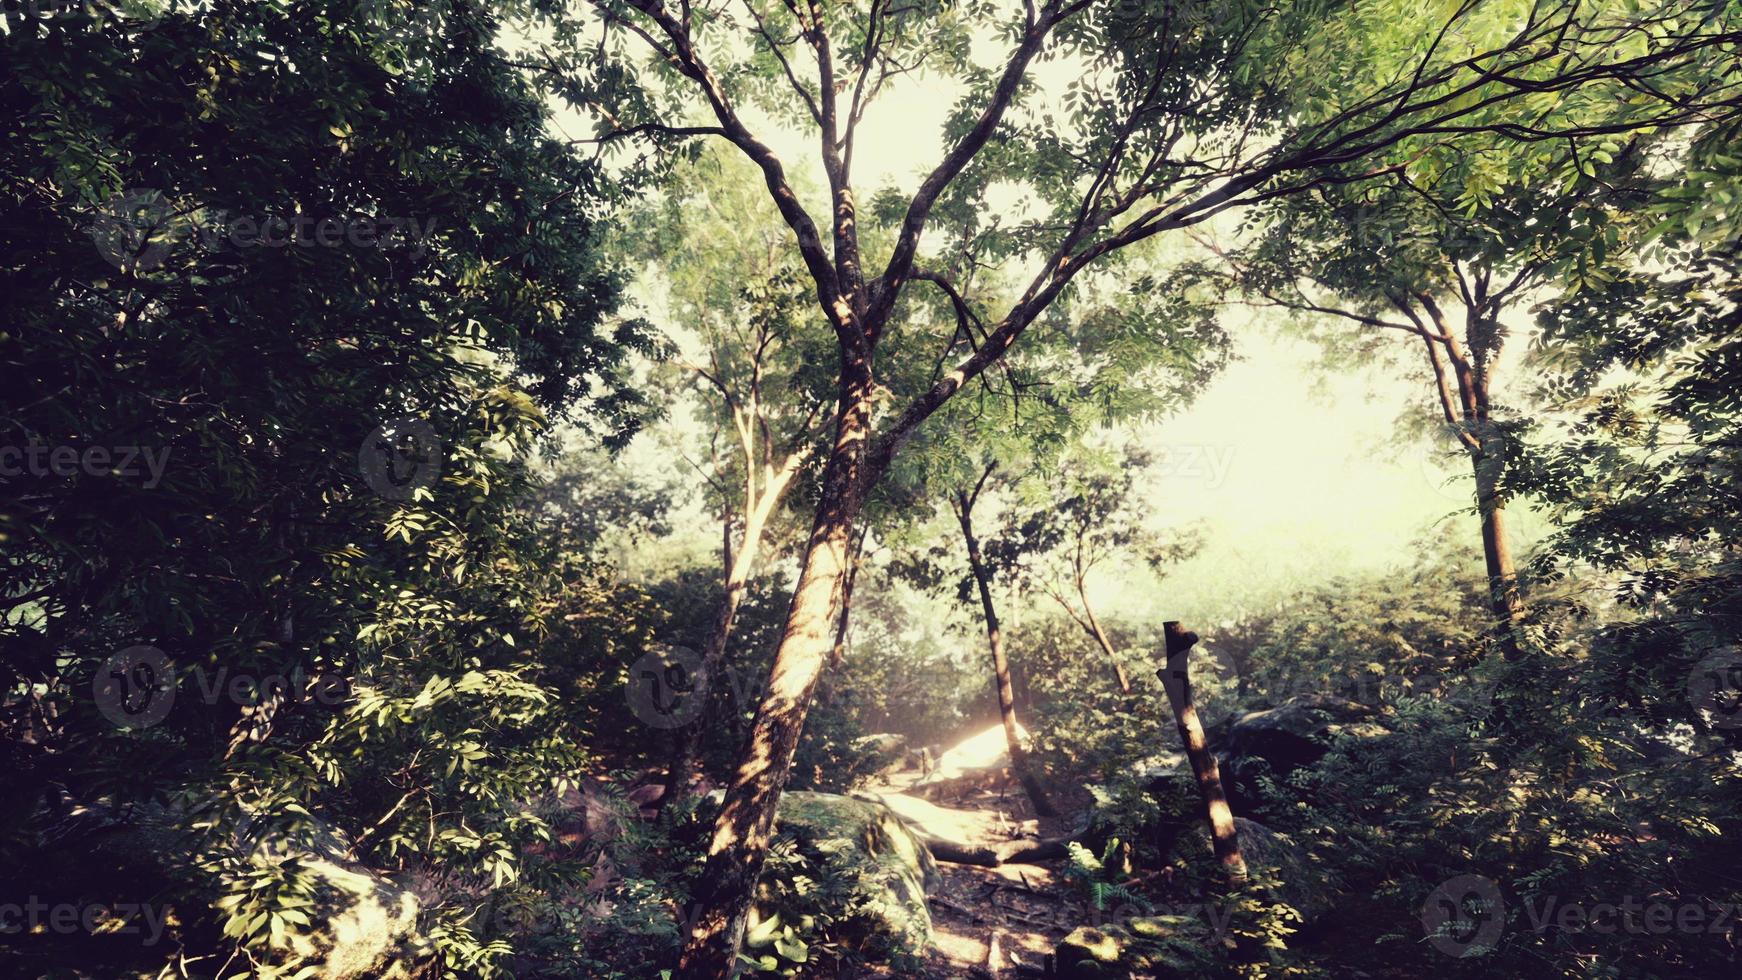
(1221, 694, 1385, 809)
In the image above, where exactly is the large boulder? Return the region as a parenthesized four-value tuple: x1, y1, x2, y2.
(1223, 694, 1377, 771)
(1054, 914, 1215, 979)
(37, 803, 430, 980)
(761, 792, 942, 957)
(1220, 694, 1385, 810)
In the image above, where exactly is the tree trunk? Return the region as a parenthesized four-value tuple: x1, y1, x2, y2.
(1473, 454, 1523, 661)
(674, 366, 873, 980)
(828, 523, 868, 671)
(1156, 621, 1245, 882)
(955, 494, 1058, 819)
(660, 481, 791, 813)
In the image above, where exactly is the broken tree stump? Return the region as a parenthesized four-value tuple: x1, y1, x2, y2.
(1157, 621, 1247, 882)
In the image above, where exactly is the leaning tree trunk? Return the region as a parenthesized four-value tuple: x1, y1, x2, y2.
(1079, 591, 1133, 694)
(1156, 621, 1245, 882)
(674, 367, 874, 980)
(955, 496, 1058, 818)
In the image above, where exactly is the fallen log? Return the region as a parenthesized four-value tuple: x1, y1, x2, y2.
(994, 835, 1072, 864)
(926, 838, 1002, 867)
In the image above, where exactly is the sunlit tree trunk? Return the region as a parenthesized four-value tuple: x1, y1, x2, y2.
(952, 476, 1058, 818)
(1411, 293, 1524, 660)
(675, 360, 874, 980)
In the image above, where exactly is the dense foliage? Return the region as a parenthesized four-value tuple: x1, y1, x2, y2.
(2, 1, 1739, 979)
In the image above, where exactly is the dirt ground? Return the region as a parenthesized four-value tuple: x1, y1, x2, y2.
(854, 769, 1083, 978)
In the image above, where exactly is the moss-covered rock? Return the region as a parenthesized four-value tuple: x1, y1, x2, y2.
(1054, 914, 1215, 979)
(35, 803, 430, 980)
(760, 792, 941, 958)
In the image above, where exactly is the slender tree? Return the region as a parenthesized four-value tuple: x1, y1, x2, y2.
(950, 462, 1058, 816)
(1194, 134, 1654, 659)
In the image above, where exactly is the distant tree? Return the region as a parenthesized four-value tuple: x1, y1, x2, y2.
(1197, 130, 1654, 660)
(993, 445, 1201, 694)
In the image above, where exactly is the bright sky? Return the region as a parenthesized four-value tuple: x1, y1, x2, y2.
(1104, 320, 1547, 626)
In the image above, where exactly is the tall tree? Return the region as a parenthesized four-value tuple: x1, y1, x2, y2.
(546, 2, 1742, 971)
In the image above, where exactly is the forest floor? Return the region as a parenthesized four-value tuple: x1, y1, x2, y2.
(855, 768, 1080, 979)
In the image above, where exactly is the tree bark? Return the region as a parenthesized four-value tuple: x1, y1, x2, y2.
(954, 487, 1058, 819)
(1473, 452, 1524, 661)
(1156, 621, 1245, 882)
(674, 364, 874, 980)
